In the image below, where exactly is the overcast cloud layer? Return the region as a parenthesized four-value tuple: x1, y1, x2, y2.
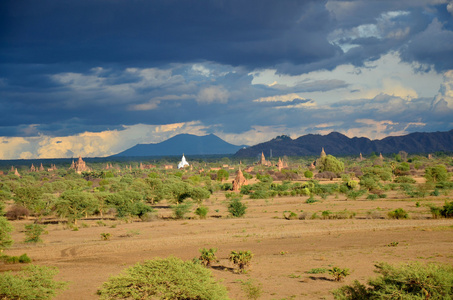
(1, 0, 453, 159)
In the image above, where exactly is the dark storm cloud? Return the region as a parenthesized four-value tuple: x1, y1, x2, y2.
(0, 0, 337, 69)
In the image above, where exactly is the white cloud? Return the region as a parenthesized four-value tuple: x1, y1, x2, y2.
(432, 70, 453, 109)
(253, 93, 305, 103)
(250, 52, 442, 104)
(338, 119, 426, 140)
(196, 85, 229, 104)
(129, 94, 194, 111)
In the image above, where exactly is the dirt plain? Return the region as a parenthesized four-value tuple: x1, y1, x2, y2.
(3, 186, 453, 300)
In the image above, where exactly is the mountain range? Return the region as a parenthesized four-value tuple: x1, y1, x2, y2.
(113, 133, 246, 157)
(234, 130, 453, 157)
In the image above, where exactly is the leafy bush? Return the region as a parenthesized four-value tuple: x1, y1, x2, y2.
(333, 262, 453, 299)
(171, 202, 193, 219)
(101, 233, 111, 241)
(228, 198, 247, 218)
(195, 206, 209, 219)
(306, 196, 319, 204)
(393, 176, 416, 183)
(441, 201, 453, 218)
(1, 253, 32, 264)
(329, 267, 350, 281)
(198, 248, 217, 266)
(366, 194, 378, 200)
(304, 170, 313, 178)
(97, 257, 229, 299)
(24, 224, 47, 243)
(387, 208, 408, 219)
(229, 250, 254, 273)
(429, 204, 442, 219)
(0, 265, 67, 300)
(0, 216, 13, 250)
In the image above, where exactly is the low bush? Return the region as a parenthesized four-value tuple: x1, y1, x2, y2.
(171, 202, 193, 219)
(228, 198, 247, 218)
(100, 233, 111, 241)
(1, 253, 32, 264)
(329, 267, 350, 281)
(24, 224, 47, 243)
(0, 265, 67, 300)
(229, 250, 254, 273)
(387, 208, 408, 219)
(441, 201, 453, 218)
(97, 257, 229, 299)
(283, 211, 298, 220)
(6, 205, 30, 220)
(193, 205, 208, 219)
(333, 262, 453, 299)
(198, 248, 217, 266)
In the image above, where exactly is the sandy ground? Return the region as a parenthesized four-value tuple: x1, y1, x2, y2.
(3, 192, 453, 300)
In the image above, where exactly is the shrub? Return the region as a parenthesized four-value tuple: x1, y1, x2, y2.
(101, 233, 111, 241)
(393, 176, 416, 184)
(366, 194, 378, 200)
(171, 202, 193, 219)
(387, 208, 408, 219)
(228, 198, 247, 218)
(24, 224, 47, 243)
(329, 267, 350, 281)
(441, 201, 453, 218)
(198, 248, 217, 266)
(0, 216, 13, 250)
(283, 211, 298, 220)
(429, 204, 442, 219)
(306, 196, 319, 204)
(0, 265, 67, 300)
(333, 262, 453, 299)
(97, 257, 229, 299)
(1, 253, 32, 264)
(346, 190, 365, 200)
(6, 205, 30, 220)
(229, 250, 254, 273)
(195, 206, 209, 219)
(304, 170, 313, 178)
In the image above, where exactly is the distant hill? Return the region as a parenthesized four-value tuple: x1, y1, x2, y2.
(113, 134, 247, 157)
(234, 130, 453, 157)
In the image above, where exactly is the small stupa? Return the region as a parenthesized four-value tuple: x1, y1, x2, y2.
(178, 154, 190, 169)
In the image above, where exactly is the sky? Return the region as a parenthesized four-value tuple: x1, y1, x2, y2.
(1, 0, 453, 159)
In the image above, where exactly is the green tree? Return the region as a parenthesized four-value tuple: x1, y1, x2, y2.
(425, 164, 450, 183)
(54, 190, 98, 224)
(97, 257, 229, 299)
(0, 265, 67, 300)
(317, 155, 344, 174)
(217, 169, 229, 182)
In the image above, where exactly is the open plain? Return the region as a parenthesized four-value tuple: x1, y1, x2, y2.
(3, 189, 453, 300)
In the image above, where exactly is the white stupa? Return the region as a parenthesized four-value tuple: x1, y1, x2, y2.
(178, 154, 190, 169)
